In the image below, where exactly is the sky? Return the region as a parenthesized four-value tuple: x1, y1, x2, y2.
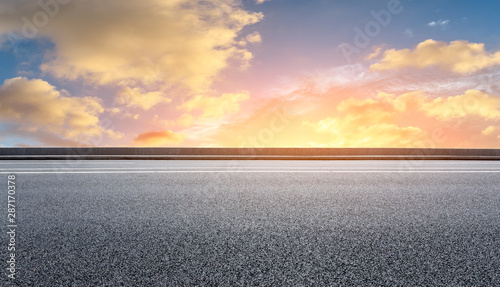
(0, 0, 500, 148)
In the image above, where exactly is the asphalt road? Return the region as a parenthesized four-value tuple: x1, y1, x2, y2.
(1, 160, 499, 286)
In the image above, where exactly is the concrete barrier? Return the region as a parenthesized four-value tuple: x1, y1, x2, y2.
(0, 148, 500, 160)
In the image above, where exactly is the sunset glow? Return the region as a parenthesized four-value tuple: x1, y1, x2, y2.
(1, 0, 499, 148)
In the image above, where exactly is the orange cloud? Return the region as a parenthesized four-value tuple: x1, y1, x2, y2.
(304, 119, 425, 148)
(482, 126, 497, 136)
(133, 130, 186, 147)
(117, 87, 171, 110)
(419, 90, 500, 120)
(211, 86, 500, 148)
(176, 114, 195, 127)
(301, 93, 427, 147)
(365, 47, 383, 61)
(181, 91, 250, 119)
(335, 89, 500, 122)
(371, 39, 500, 74)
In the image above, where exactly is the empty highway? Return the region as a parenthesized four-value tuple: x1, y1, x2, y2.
(1, 160, 499, 286)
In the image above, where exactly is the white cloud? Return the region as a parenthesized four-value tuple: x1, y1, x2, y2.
(427, 19, 450, 28)
(246, 31, 262, 44)
(403, 28, 414, 38)
(371, 39, 500, 74)
(256, 0, 271, 4)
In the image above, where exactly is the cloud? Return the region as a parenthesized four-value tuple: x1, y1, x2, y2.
(3, 126, 93, 147)
(0, 0, 263, 95)
(304, 120, 425, 148)
(427, 19, 450, 28)
(117, 87, 172, 110)
(106, 129, 125, 140)
(0, 77, 112, 144)
(370, 39, 500, 74)
(256, 0, 271, 4)
(417, 89, 500, 120)
(209, 64, 500, 148)
(133, 130, 186, 147)
(304, 89, 500, 147)
(246, 31, 262, 44)
(482, 126, 498, 136)
(162, 113, 195, 128)
(299, 93, 428, 148)
(365, 47, 383, 61)
(181, 91, 250, 119)
(403, 28, 414, 38)
(177, 114, 195, 127)
(335, 89, 500, 122)
(210, 92, 430, 148)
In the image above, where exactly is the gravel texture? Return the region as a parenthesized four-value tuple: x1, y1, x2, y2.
(1, 161, 499, 286)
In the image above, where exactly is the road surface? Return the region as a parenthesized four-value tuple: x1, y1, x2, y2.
(1, 160, 499, 286)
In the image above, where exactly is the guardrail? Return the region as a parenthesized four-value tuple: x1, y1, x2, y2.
(1, 148, 500, 160)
